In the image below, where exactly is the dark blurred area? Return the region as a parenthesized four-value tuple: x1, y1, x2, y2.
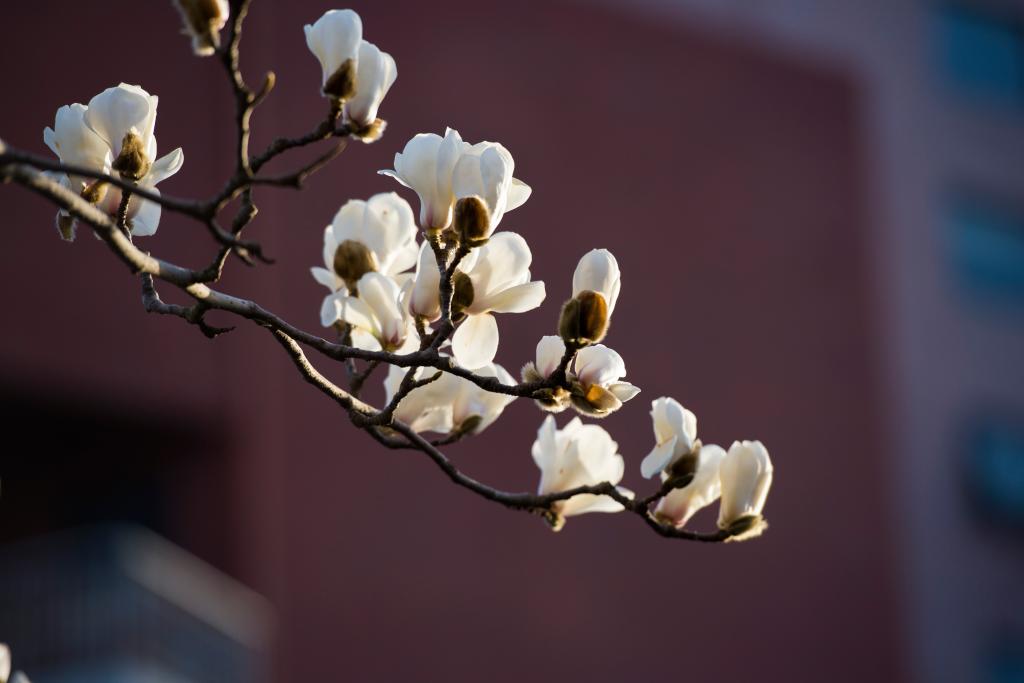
(1, 0, 1022, 681)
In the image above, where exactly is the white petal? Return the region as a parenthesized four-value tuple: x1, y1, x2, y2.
(320, 292, 344, 327)
(535, 335, 566, 378)
(346, 40, 397, 126)
(641, 436, 678, 479)
(572, 249, 621, 315)
(363, 192, 417, 274)
(467, 232, 533, 302)
(718, 440, 773, 528)
(350, 327, 383, 351)
(84, 84, 155, 153)
(338, 294, 378, 334)
(506, 177, 532, 212)
(148, 147, 183, 185)
(481, 280, 546, 314)
(608, 382, 640, 403)
(0, 642, 10, 683)
(410, 240, 442, 320)
(561, 492, 625, 517)
(452, 313, 499, 370)
(311, 266, 341, 291)
(574, 345, 626, 387)
(129, 195, 161, 237)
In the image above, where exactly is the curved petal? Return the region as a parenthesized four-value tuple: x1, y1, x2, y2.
(506, 177, 532, 212)
(320, 292, 344, 327)
(561, 492, 626, 517)
(350, 327, 383, 351)
(574, 345, 626, 387)
(608, 382, 640, 403)
(84, 84, 154, 153)
(311, 266, 341, 291)
(452, 312, 499, 370)
(480, 280, 546, 314)
(148, 147, 183, 185)
(338, 295, 378, 335)
(347, 40, 397, 126)
(641, 436, 678, 479)
(535, 335, 566, 378)
(572, 249, 621, 315)
(130, 196, 162, 237)
(304, 9, 362, 88)
(468, 232, 533, 299)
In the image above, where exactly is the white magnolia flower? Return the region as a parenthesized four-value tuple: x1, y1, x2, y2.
(380, 127, 466, 230)
(640, 397, 698, 479)
(654, 444, 726, 527)
(332, 271, 416, 351)
(451, 140, 531, 237)
(44, 84, 183, 237)
(380, 128, 530, 231)
(384, 361, 515, 435)
(451, 232, 546, 369)
(569, 344, 640, 417)
(312, 192, 418, 327)
(0, 643, 9, 683)
(407, 241, 443, 320)
(718, 440, 773, 537)
(174, 0, 229, 56)
(573, 248, 621, 315)
(531, 335, 568, 380)
(532, 416, 631, 524)
(304, 9, 396, 129)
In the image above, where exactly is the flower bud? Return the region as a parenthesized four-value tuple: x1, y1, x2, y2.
(569, 383, 621, 418)
(80, 180, 108, 205)
(558, 290, 608, 346)
(333, 239, 378, 289)
(453, 196, 491, 248)
(111, 129, 151, 181)
(323, 58, 357, 101)
(450, 271, 475, 322)
(718, 440, 773, 540)
(174, 0, 229, 56)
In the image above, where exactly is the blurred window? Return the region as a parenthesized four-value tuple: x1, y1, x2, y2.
(964, 416, 1024, 530)
(936, 4, 1024, 107)
(946, 196, 1024, 305)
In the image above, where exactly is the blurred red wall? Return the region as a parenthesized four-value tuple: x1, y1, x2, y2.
(0, 0, 902, 681)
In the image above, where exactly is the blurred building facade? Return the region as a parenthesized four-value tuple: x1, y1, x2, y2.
(597, 0, 1024, 681)
(1, 1, 1022, 682)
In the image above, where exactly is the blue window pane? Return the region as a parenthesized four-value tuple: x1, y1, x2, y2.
(946, 198, 1024, 304)
(935, 5, 1024, 106)
(965, 419, 1024, 528)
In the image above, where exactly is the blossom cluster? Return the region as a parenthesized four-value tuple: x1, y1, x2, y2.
(37, 4, 775, 539)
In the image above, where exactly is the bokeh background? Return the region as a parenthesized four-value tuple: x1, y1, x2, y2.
(1, 0, 1023, 681)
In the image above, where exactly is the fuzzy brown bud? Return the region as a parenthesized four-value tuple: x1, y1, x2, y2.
(450, 271, 475, 322)
(569, 382, 621, 418)
(174, 0, 228, 56)
(80, 180, 108, 205)
(333, 239, 378, 289)
(558, 290, 609, 346)
(453, 196, 491, 248)
(323, 58, 357, 101)
(112, 130, 151, 181)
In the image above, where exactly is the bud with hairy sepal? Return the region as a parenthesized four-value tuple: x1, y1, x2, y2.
(453, 196, 491, 248)
(80, 180, 108, 205)
(174, 0, 229, 57)
(352, 118, 386, 144)
(558, 290, 608, 346)
(723, 514, 768, 542)
(569, 383, 621, 418)
(450, 271, 475, 322)
(333, 239, 378, 290)
(112, 130, 151, 181)
(323, 59, 357, 101)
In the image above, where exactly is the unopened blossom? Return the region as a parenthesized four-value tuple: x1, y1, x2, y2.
(333, 271, 416, 351)
(450, 232, 546, 369)
(312, 192, 418, 327)
(532, 416, 631, 528)
(451, 140, 531, 244)
(173, 0, 229, 56)
(559, 249, 621, 346)
(568, 344, 640, 417)
(521, 335, 572, 412)
(305, 10, 362, 100)
(654, 444, 725, 527)
(381, 128, 530, 232)
(43, 84, 183, 238)
(718, 440, 773, 539)
(384, 361, 515, 436)
(305, 9, 396, 132)
(640, 397, 698, 479)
